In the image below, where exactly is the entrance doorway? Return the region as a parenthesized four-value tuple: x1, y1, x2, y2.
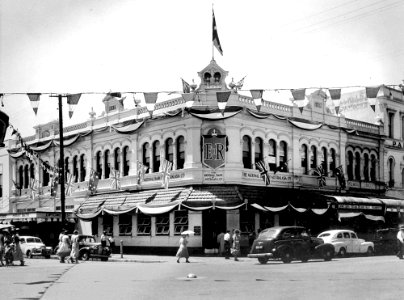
(202, 209, 226, 249)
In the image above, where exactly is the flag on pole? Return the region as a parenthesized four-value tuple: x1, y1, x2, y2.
(334, 165, 346, 190)
(50, 173, 59, 197)
(65, 172, 73, 196)
(255, 160, 270, 186)
(66, 93, 82, 119)
(137, 161, 148, 184)
(212, 9, 223, 56)
(161, 159, 173, 189)
(182, 78, 191, 93)
(12, 179, 22, 196)
(29, 178, 37, 200)
(110, 169, 121, 190)
(313, 165, 326, 188)
(27, 93, 41, 115)
(88, 169, 99, 195)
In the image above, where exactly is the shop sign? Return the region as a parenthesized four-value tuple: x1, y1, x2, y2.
(338, 204, 383, 211)
(387, 140, 404, 149)
(170, 172, 185, 180)
(202, 129, 226, 170)
(203, 171, 224, 183)
(242, 170, 298, 184)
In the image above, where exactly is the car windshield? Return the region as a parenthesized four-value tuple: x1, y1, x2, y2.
(318, 233, 330, 238)
(34, 238, 42, 243)
(80, 236, 96, 243)
(258, 229, 279, 239)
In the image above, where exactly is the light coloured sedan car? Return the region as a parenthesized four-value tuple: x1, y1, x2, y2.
(317, 230, 374, 257)
(19, 236, 52, 259)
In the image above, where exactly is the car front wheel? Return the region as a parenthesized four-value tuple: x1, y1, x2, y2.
(281, 251, 292, 263)
(258, 257, 268, 264)
(81, 251, 90, 261)
(26, 250, 32, 259)
(366, 247, 374, 256)
(322, 249, 333, 261)
(338, 248, 347, 257)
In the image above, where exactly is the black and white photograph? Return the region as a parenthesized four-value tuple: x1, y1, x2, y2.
(1, 1, 404, 299)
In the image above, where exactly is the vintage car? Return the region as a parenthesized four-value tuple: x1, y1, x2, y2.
(372, 228, 399, 255)
(19, 236, 52, 259)
(248, 226, 335, 264)
(317, 229, 374, 256)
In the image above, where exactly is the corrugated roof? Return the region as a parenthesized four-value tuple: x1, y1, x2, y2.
(185, 186, 242, 205)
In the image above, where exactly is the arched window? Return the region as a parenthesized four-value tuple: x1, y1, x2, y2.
(355, 152, 361, 180)
(18, 165, 24, 189)
(347, 151, 354, 180)
(142, 143, 150, 172)
(114, 148, 121, 172)
(214, 72, 221, 83)
(165, 138, 173, 163)
(268, 139, 277, 171)
(301, 144, 308, 174)
(73, 155, 78, 183)
(176, 136, 185, 169)
(43, 161, 50, 186)
(329, 149, 336, 177)
(310, 146, 317, 169)
(104, 150, 110, 178)
(64, 157, 70, 178)
(153, 141, 160, 172)
(254, 137, 263, 165)
(363, 154, 369, 182)
(388, 157, 395, 187)
(204, 72, 211, 84)
(96, 151, 102, 178)
(402, 168, 404, 189)
(24, 165, 29, 188)
(242, 136, 252, 169)
(123, 146, 129, 176)
(370, 154, 376, 181)
(80, 154, 86, 182)
(279, 141, 288, 172)
(321, 147, 328, 175)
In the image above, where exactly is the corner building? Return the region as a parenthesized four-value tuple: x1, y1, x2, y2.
(1, 60, 403, 254)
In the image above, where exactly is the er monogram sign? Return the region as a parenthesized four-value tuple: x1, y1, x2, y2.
(202, 128, 227, 170)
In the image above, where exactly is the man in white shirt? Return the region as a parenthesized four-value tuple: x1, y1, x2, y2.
(224, 230, 231, 259)
(397, 226, 404, 259)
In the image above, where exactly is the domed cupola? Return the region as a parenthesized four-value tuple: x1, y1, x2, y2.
(197, 59, 229, 92)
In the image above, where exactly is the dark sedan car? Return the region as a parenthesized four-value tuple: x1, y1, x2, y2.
(372, 228, 398, 255)
(248, 226, 335, 264)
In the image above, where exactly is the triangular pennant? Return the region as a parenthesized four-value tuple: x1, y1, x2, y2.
(144, 92, 158, 116)
(291, 89, 306, 101)
(335, 106, 340, 115)
(365, 86, 380, 98)
(27, 93, 41, 115)
(250, 89, 263, 112)
(298, 106, 304, 113)
(370, 105, 376, 112)
(328, 88, 341, 100)
(181, 78, 191, 93)
(216, 91, 231, 115)
(66, 93, 82, 119)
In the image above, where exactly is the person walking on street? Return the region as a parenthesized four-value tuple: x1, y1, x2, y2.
(232, 229, 241, 261)
(0, 231, 5, 266)
(217, 231, 225, 256)
(224, 230, 231, 259)
(70, 230, 79, 263)
(12, 229, 24, 266)
(57, 230, 71, 263)
(108, 235, 115, 254)
(176, 233, 190, 263)
(397, 226, 404, 259)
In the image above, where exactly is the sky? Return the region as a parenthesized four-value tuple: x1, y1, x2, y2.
(1, 0, 404, 137)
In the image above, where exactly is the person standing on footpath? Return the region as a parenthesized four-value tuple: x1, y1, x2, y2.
(397, 225, 404, 259)
(108, 235, 115, 254)
(69, 230, 79, 263)
(12, 229, 24, 266)
(0, 231, 5, 266)
(217, 231, 225, 256)
(232, 229, 241, 261)
(176, 233, 190, 263)
(224, 230, 231, 259)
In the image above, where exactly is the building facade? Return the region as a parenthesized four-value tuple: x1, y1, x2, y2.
(1, 60, 403, 253)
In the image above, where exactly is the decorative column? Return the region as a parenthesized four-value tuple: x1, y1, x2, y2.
(101, 152, 106, 179)
(129, 137, 138, 176)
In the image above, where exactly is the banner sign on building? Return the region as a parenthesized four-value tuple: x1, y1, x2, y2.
(202, 128, 227, 170)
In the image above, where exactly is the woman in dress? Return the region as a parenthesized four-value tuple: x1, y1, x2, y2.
(70, 230, 79, 263)
(232, 229, 241, 261)
(176, 234, 190, 263)
(57, 230, 71, 263)
(12, 229, 24, 266)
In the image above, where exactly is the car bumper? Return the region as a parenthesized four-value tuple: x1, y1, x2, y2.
(248, 253, 274, 259)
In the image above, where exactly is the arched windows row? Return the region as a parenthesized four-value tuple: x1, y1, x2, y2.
(141, 136, 185, 173)
(242, 136, 288, 172)
(95, 146, 130, 180)
(300, 144, 337, 176)
(17, 163, 35, 189)
(346, 150, 377, 182)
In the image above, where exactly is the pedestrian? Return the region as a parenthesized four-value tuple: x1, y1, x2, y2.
(69, 230, 79, 264)
(57, 229, 71, 263)
(232, 229, 241, 261)
(397, 225, 404, 259)
(176, 233, 190, 263)
(248, 230, 256, 250)
(0, 231, 5, 267)
(224, 230, 231, 259)
(108, 235, 115, 254)
(100, 231, 108, 248)
(12, 229, 24, 266)
(217, 231, 225, 256)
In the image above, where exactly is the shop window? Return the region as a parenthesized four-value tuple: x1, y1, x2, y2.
(355, 152, 361, 180)
(104, 149, 110, 178)
(114, 148, 120, 172)
(310, 146, 317, 169)
(301, 144, 308, 174)
(96, 151, 102, 179)
(329, 149, 336, 177)
(268, 139, 277, 171)
(242, 135, 252, 169)
(165, 138, 173, 163)
(347, 151, 354, 180)
(137, 214, 151, 236)
(153, 141, 160, 172)
(176, 136, 185, 169)
(73, 156, 78, 183)
(363, 154, 369, 182)
(119, 214, 132, 236)
(174, 210, 188, 235)
(102, 215, 113, 235)
(254, 137, 263, 166)
(155, 214, 170, 236)
(240, 209, 255, 234)
(370, 154, 376, 181)
(80, 154, 86, 182)
(279, 141, 288, 172)
(321, 147, 328, 175)
(123, 146, 130, 176)
(142, 143, 150, 172)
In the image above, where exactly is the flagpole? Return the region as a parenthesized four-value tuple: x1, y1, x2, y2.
(212, 5, 214, 61)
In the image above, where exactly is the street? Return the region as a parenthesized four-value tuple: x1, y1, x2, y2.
(1, 255, 404, 300)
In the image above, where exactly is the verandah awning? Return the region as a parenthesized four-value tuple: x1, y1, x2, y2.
(251, 203, 330, 215)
